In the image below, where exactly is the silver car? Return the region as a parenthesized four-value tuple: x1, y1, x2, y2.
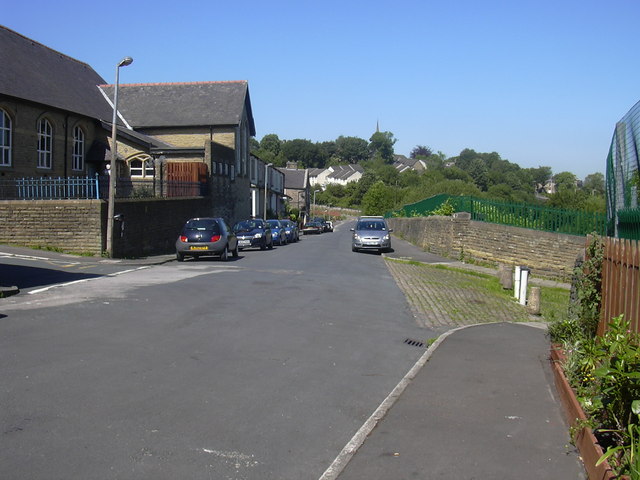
(175, 217, 238, 262)
(351, 216, 393, 253)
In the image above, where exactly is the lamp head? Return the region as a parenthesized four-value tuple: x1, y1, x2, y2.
(118, 57, 134, 67)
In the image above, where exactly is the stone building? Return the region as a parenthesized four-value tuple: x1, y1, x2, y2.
(0, 25, 280, 255)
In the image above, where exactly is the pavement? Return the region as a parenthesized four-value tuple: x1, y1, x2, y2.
(0, 238, 586, 478)
(323, 235, 586, 479)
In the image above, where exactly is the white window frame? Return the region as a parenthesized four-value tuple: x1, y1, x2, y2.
(129, 154, 154, 178)
(72, 126, 85, 171)
(0, 109, 11, 166)
(37, 118, 53, 169)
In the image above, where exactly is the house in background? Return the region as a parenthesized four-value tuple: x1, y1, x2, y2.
(308, 164, 363, 190)
(280, 162, 310, 221)
(393, 154, 426, 173)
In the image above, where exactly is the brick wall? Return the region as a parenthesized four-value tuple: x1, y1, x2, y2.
(0, 200, 104, 254)
(387, 216, 585, 280)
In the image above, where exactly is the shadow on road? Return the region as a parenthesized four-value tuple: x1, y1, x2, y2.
(0, 263, 102, 291)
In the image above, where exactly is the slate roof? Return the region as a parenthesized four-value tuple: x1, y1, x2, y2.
(0, 25, 113, 120)
(99, 81, 256, 135)
(282, 168, 307, 190)
(327, 164, 364, 180)
(393, 154, 417, 166)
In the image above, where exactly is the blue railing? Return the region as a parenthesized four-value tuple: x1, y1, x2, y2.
(0, 176, 209, 200)
(17, 176, 100, 199)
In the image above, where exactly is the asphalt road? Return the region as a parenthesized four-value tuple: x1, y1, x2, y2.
(0, 221, 434, 479)
(0, 248, 153, 294)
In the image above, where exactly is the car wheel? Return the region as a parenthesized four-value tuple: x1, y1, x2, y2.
(232, 244, 239, 258)
(220, 246, 229, 261)
(176, 252, 185, 262)
(352, 246, 358, 252)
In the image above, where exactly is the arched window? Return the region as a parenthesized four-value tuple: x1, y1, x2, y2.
(0, 109, 11, 166)
(128, 154, 154, 178)
(72, 126, 85, 171)
(37, 118, 53, 169)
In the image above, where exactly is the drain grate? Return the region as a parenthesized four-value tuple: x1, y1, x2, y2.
(404, 338, 426, 348)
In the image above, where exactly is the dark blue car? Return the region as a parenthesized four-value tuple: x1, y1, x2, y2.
(280, 219, 299, 243)
(266, 219, 288, 246)
(233, 219, 273, 250)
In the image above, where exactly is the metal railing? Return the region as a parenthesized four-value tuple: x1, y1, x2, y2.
(616, 208, 640, 240)
(388, 195, 607, 237)
(0, 176, 209, 200)
(0, 176, 100, 199)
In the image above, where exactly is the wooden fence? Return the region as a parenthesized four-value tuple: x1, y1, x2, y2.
(166, 162, 208, 197)
(598, 237, 640, 335)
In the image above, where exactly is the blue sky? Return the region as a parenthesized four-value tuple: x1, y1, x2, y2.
(4, 0, 639, 178)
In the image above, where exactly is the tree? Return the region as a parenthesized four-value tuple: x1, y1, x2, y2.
(369, 131, 396, 163)
(335, 136, 369, 164)
(318, 141, 338, 162)
(410, 145, 433, 159)
(374, 164, 400, 186)
(442, 166, 473, 183)
(281, 139, 326, 168)
(583, 172, 605, 196)
(346, 172, 378, 206)
(526, 166, 552, 186)
(554, 171, 578, 191)
(361, 181, 394, 215)
(467, 158, 489, 191)
(260, 134, 282, 156)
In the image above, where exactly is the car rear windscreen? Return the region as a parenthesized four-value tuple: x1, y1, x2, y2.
(186, 219, 220, 233)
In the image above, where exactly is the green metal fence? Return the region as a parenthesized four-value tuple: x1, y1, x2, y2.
(616, 208, 640, 240)
(387, 195, 607, 237)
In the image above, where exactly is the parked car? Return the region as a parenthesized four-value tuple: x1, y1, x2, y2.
(233, 219, 273, 250)
(280, 219, 299, 243)
(322, 220, 334, 232)
(302, 221, 324, 235)
(175, 217, 238, 262)
(351, 216, 393, 253)
(266, 219, 288, 245)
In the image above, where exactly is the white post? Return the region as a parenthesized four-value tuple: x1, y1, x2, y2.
(514, 266, 521, 300)
(519, 267, 529, 306)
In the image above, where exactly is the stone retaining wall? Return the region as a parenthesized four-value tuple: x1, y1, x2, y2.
(111, 197, 211, 258)
(0, 200, 105, 254)
(0, 197, 211, 257)
(387, 216, 586, 280)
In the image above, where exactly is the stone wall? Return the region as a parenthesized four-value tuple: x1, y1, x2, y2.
(387, 216, 586, 280)
(0, 98, 107, 179)
(110, 197, 212, 258)
(0, 199, 105, 254)
(0, 197, 212, 257)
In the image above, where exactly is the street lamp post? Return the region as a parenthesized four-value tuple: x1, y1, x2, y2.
(106, 56, 133, 258)
(313, 189, 320, 219)
(263, 163, 273, 220)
